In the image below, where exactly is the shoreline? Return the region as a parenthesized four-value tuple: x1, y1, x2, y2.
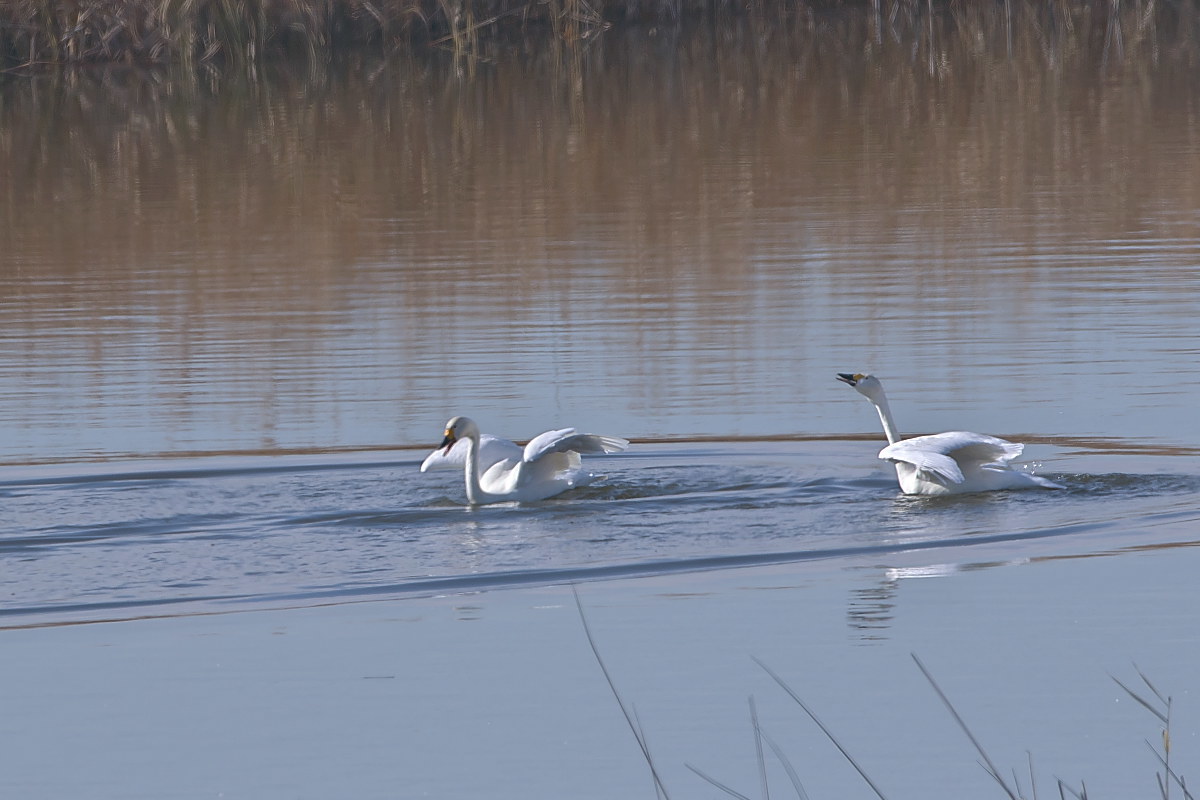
(2, 0, 1185, 72)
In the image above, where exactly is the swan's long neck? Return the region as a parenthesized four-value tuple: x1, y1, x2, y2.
(870, 391, 903, 445)
(463, 433, 484, 505)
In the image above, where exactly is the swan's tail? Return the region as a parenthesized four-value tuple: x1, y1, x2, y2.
(1027, 473, 1066, 489)
(991, 464, 1065, 489)
(978, 462, 1065, 490)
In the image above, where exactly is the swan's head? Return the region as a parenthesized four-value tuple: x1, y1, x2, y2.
(438, 416, 479, 452)
(837, 372, 886, 401)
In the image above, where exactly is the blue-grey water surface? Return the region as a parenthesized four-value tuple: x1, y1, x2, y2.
(1, 440, 1197, 627)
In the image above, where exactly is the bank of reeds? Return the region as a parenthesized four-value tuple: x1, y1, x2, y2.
(0, 0, 628, 68)
(1, 0, 422, 67)
(0, 0, 1192, 70)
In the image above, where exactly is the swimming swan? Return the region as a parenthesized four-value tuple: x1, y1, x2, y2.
(427, 416, 629, 504)
(836, 373, 1062, 495)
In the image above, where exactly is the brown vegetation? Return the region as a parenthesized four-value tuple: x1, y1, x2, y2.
(0, 0, 1193, 70)
(0, 0, 611, 67)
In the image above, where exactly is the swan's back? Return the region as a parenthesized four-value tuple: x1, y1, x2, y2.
(881, 431, 1021, 467)
(881, 431, 1061, 494)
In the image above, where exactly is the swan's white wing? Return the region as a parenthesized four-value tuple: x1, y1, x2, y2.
(880, 431, 1024, 485)
(928, 431, 1024, 464)
(419, 434, 522, 473)
(888, 431, 1023, 464)
(879, 441, 965, 484)
(522, 428, 630, 463)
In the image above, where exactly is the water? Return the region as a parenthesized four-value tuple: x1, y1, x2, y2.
(1, 438, 1197, 626)
(3, 10, 1200, 799)
(4, 22, 1200, 462)
(2, 15, 1198, 623)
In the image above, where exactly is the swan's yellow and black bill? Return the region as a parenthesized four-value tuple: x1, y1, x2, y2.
(836, 373, 863, 386)
(438, 428, 457, 452)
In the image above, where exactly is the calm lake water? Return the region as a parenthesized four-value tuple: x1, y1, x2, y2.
(2, 8, 1200, 799)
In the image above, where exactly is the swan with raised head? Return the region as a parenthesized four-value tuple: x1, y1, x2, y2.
(836, 373, 1062, 495)
(426, 416, 629, 504)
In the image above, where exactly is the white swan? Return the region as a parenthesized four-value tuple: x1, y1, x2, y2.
(426, 416, 629, 504)
(836, 373, 1062, 495)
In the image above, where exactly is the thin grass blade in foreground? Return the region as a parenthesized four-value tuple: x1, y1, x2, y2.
(685, 764, 754, 800)
(753, 656, 890, 800)
(758, 727, 810, 800)
(912, 653, 1021, 800)
(750, 696, 770, 800)
(573, 586, 672, 800)
(1057, 779, 1087, 799)
(1113, 670, 1169, 725)
(684, 695, 811, 800)
(1112, 666, 1195, 800)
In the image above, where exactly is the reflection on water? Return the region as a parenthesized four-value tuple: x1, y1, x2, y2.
(3, 15, 1200, 463)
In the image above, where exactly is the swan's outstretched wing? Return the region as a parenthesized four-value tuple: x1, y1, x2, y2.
(469, 428, 628, 500)
(879, 431, 1023, 485)
(880, 443, 965, 484)
(420, 434, 522, 473)
(522, 428, 630, 463)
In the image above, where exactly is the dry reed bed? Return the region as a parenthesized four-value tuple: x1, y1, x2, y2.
(2, 0, 641, 67)
(1, 0, 1194, 69)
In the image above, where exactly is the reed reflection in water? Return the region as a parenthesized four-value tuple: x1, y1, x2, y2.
(2, 12, 1199, 464)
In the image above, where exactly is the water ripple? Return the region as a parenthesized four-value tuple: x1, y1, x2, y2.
(1, 444, 1197, 627)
